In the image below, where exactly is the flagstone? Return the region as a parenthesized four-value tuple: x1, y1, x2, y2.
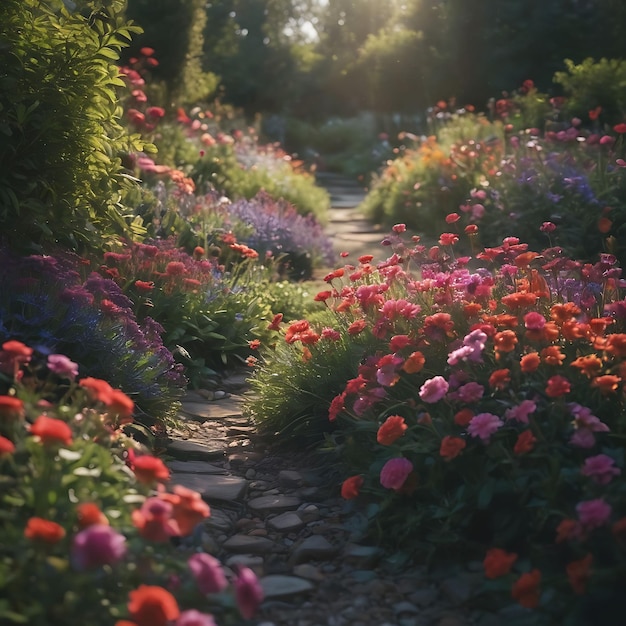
(171, 472, 247, 502)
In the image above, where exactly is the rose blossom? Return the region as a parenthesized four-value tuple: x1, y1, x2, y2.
(467, 413, 503, 443)
(188, 553, 227, 594)
(71, 524, 126, 570)
(380, 457, 413, 491)
(419, 376, 449, 403)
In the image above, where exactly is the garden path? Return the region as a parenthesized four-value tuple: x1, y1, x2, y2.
(166, 178, 504, 626)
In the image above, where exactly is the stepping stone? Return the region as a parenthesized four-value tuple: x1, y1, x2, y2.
(180, 396, 244, 420)
(343, 544, 382, 567)
(226, 554, 264, 573)
(260, 575, 314, 599)
(167, 460, 227, 475)
(267, 512, 305, 533)
(223, 534, 276, 554)
(290, 535, 337, 564)
(278, 470, 304, 488)
(204, 508, 234, 532)
(167, 439, 227, 461)
(248, 495, 301, 513)
(171, 472, 247, 502)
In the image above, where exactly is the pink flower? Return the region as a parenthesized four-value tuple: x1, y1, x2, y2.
(380, 457, 413, 491)
(176, 610, 217, 626)
(504, 400, 536, 424)
(581, 454, 621, 485)
(71, 524, 126, 570)
(234, 566, 264, 619)
(523, 312, 546, 331)
(47, 354, 79, 379)
(456, 382, 484, 403)
(467, 413, 503, 442)
(188, 553, 227, 594)
(540, 222, 556, 233)
(576, 498, 612, 530)
(419, 376, 449, 403)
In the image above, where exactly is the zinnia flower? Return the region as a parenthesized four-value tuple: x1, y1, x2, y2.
(376, 415, 408, 445)
(161, 485, 211, 536)
(71, 524, 127, 570)
(380, 457, 413, 491)
(127, 585, 180, 626)
(188, 553, 228, 594)
(30, 415, 72, 446)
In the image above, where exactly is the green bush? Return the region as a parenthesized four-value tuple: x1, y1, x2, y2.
(0, 0, 150, 254)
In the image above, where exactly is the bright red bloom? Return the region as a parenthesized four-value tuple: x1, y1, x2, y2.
(439, 436, 466, 461)
(30, 415, 72, 446)
(161, 485, 210, 536)
(314, 290, 332, 302)
(146, 106, 166, 119)
(80, 377, 115, 403)
(328, 393, 346, 422)
(134, 280, 154, 293)
(267, 313, 283, 331)
(24, 517, 66, 544)
(77, 503, 108, 528)
(613, 123, 626, 133)
(514, 430, 537, 455)
(0, 340, 33, 373)
(511, 569, 541, 608)
(520, 352, 540, 373)
(347, 319, 367, 336)
(127, 585, 180, 626)
(0, 435, 15, 455)
(108, 389, 134, 422)
(566, 554, 593, 594)
(341, 475, 364, 499)
(0, 395, 24, 420)
(489, 368, 511, 390)
(133, 455, 170, 484)
(376, 415, 408, 445)
(454, 408, 474, 426)
(545, 375, 571, 398)
(483, 548, 518, 579)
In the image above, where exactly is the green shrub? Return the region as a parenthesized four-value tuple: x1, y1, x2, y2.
(0, 0, 149, 254)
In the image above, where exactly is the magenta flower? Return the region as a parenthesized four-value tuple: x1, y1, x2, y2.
(419, 376, 449, 403)
(447, 345, 474, 366)
(581, 454, 621, 485)
(71, 524, 126, 570)
(456, 382, 484, 403)
(380, 457, 413, 491)
(523, 312, 546, 331)
(504, 400, 536, 424)
(467, 413, 503, 443)
(234, 566, 264, 619)
(47, 354, 79, 379)
(576, 498, 612, 530)
(540, 222, 556, 233)
(188, 552, 228, 594)
(176, 610, 217, 626)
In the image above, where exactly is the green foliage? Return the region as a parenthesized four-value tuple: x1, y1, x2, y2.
(554, 58, 626, 125)
(0, 0, 148, 254)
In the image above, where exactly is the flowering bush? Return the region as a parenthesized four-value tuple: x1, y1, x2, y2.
(251, 222, 626, 620)
(0, 249, 186, 428)
(0, 340, 262, 625)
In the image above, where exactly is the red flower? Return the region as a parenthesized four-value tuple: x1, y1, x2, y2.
(613, 123, 626, 134)
(127, 585, 180, 626)
(347, 319, 367, 336)
(108, 389, 134, 422)
(133, 455, 170, 484)
(493, 330, 518, 352)
(77, 503, 108, 528)
(402, 351, 425, 374)
(161, 486, 210, 536)
(0, 340, 33, 373)
(0, 435, 15, 455)
(376, 415, 408, 445)
(146, 106, 165, 119)
(489, 368, 511, 390)
(454, 408, 474, 426)
(314, 290, 332, 302)
(514, 430, 537, 455)
(545, 375, 571, 398)
(134, 280, 154, 293)
(80, 377, 114, 404)
(341, 475, 364, 499)
(566, 554, 593, 594)
(520, 352, 540, 373)
(511, 569, 541, 608)
(588, 106, 602, 121)
(0, 395, 24, 420)
(24, 517, 66, 544)
(555, 518, 580, 543)
(439, 436, 466, 461)
(139, 47, 155, 57)
(592, 375, 621, 395)
(30, 415, 72, 446)
(483, 548, 518, 578)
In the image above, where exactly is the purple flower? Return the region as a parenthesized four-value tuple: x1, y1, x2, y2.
(234, 566, 264, 619)
(176, 610, 217, 626)
(467, 413, 503, 443)
(576, 498, 612, 530)
(581, 454, 621, 485)
(71, 524, 126, 570)
(504, 400, 536, 424)
(380, 457, 413, 491)
(455, 382, 484, 403)
(188, 552, 228, 594)
(47, 354, 79, 380)
(419, 376, 449, 403)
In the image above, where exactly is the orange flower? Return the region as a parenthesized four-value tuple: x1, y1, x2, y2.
(127, 585, 180, 626)
(592, 375, 621, 395)
(513, 430, 537, 455)
(24, 517, 66, 544)
(540, 346, 565, 366)
(483, 547, 518, 578)
(377, 415, 408, 445)
(561, 320, 588, 341)
(133, 455, 170, 484)
(77, 503, 108, 528)
(550, 302, 581, 324)
(489, 368, 511, 390)
(555, 518, 580, 544)
(570, 354, 603, 378)
(161, 486, 210, 536)
(513, 251, 539, 268)
(402, 351, 425, 374)
(30, 415, 72, 446)
(463, 303, 483, 318)
(341, 475, 364, 499)
(454, 408, 474, 426)
(501, 292, 537, 310)
(511, 569, 541, 608)
(108, 389, 134, 422)
(439, 436, 466, 461)
(348, 319, 367, 336)
(598, 217, 613, 233)
(79, 377, 115, 404)
(494, 330, 518, 352)
(566, 554, 592, 594)
(605, 333, 626, 357)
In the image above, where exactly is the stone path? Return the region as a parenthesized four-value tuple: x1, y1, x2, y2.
(166, 176, 506, 625)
